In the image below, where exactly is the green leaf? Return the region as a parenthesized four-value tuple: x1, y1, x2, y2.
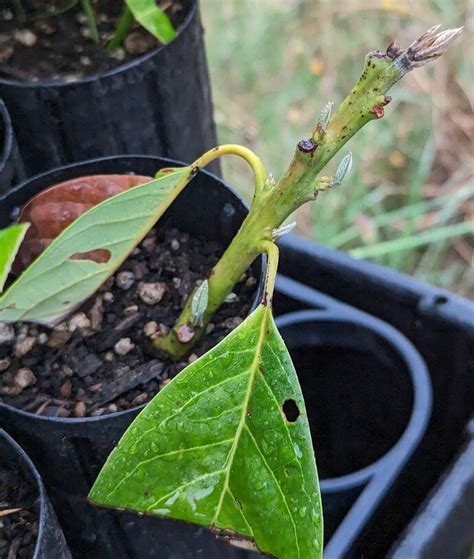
(125, 0, 176, 44)
(89, 304, 323, 559)
(191, 279, 209, 327)
(0, 223, 29, 294)
(0, 167, 191, 324)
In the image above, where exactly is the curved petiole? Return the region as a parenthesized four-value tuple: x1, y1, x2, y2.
(258, 240, 279, 306)
(193, 145, 268, 201)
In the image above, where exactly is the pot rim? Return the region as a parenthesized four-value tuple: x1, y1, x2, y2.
(0, 99, 13, 174)
(0, 428, 51, 559)
(275, 309, 432, 492)
(0, 153, 266, 423)
(0, 0, 196, 89)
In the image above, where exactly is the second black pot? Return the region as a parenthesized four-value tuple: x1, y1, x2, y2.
(0, 429, 71, 558)
(0, 155, 263, 559)
(0, 1, 219, 177)
(275, 307, 432, 558)
(0, 99, 25, 193)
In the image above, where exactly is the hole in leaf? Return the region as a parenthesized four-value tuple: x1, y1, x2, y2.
(282, 399, 300, 422)
(69, 249, 112, 264)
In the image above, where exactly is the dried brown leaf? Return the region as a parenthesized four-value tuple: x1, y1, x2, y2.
(15, 174, 152, 272)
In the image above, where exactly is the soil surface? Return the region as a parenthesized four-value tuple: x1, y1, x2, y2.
(0, 227, 258, 417)
(0, 1, 187, 82)
(0, 462, 38, 558)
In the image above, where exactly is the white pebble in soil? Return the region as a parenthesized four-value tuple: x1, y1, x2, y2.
(68, 312, 91, 332)
(74, 402, 86, 418)
(221, 317, 243, 330)
(0, 323, 14, 345)
(137, 282, 167, 305)
(116, 271, 135, 290)
(143, 321, 158, 337)
(103, 291, 114, 302)
(37, 333, 49, 344)
(14, 368, 37, 390)
(125, 31, 154, 55)
(14, 30, 37, 47)
(0, 358, 11, 372)
(111, 47, 126, 61)
(14, 336, 36, 358)
(114, 337, 135, 356)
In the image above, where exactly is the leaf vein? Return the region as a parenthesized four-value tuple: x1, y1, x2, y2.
(126, 369, 249, 449)
(227, 488, 255, 538)
(212, 308, 268, 528)
(106, 439, 234, 499)
(244, 425, 301, 559)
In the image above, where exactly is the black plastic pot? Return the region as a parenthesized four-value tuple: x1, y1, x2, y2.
(276, 234, 474, 556)
(0, 99, 25, 193)
(0, 155, 263, 559)
(0, 428, 71, 558)
(0, 1, 219, 177)
(389, 420, 474, 559)
(274, 303, 431, 557)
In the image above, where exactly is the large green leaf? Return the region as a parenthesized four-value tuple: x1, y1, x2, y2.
(126, 0, 176, 44)
(0, 167, 191, 324)
(89, 304, 323, 559)
(0, 223, 30, 293)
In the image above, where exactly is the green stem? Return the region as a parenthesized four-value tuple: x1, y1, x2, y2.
(155, 28, 462, 359)
(80, 0, 100, 44)
(154, 145, 270, 358)
(106, 5, 134, 53)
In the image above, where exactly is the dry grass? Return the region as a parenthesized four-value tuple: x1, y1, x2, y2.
(201, 0, 473, 296)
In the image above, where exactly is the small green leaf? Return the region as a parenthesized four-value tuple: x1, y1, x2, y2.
(0, 167, 191, 324)
(125, 0, 176, 44)
(0, 223, 29, 294)
(272, 222, 296, 241)
(333, 152, 353, 186)
(89, 304, 323, 559)
(317, 101, 333, 132)
(191, 280, 209, 327)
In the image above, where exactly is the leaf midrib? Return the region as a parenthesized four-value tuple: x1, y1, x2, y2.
(211, 307, 269, 525)
(211, 305, 302, 559)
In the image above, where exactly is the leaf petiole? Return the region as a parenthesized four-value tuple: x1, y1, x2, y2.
(106, 5, 134, 53)
(80, 0, 100, 44)
(259, 240, 279, 306)
(193, 144, 268, 199)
